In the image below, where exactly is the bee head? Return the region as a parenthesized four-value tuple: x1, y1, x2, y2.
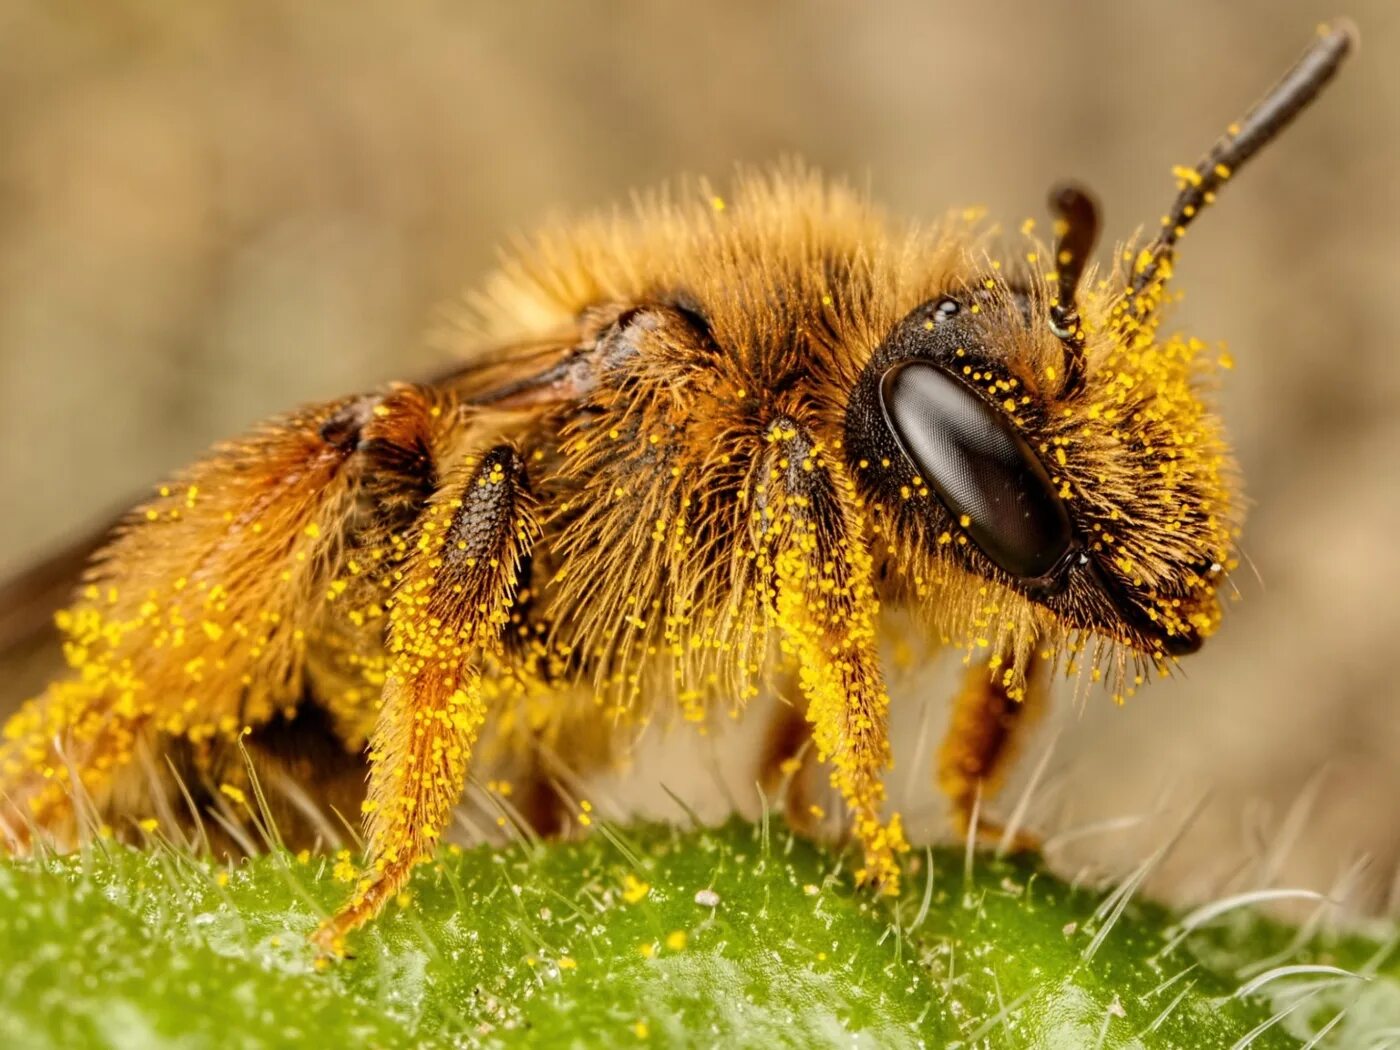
(846, 278, 1229, 666)
(844, 21, 1354, 678)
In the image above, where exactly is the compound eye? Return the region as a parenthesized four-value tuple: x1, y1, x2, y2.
(879, 361, 1073, 580)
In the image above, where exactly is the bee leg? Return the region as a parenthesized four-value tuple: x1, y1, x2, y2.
(314, 445, 535, 952)
(0, 392, 407, 849)
(504, 739, 570, 840)
(515, 768, 565, 839)
(760, 418, 908, 892)
(0, 385, 464, 853)
(937, 652, 1047, 851)
(756, 684, 820, 835)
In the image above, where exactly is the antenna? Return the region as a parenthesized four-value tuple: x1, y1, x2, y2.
(1047, 183, 1100, 396)
(1129, 20, 1357, 300)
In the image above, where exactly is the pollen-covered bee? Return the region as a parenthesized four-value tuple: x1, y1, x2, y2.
(0, 22, 1354, 950)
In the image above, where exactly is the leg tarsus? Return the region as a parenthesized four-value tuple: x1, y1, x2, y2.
(312, 859, 415, 955)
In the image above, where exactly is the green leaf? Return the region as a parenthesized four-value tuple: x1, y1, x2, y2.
(0, 820, 1395, 1048)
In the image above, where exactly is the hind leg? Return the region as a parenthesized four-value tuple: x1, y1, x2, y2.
(0, 387, 449, 851)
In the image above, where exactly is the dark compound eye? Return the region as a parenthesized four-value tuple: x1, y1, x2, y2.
(879, 361, 1073, 580)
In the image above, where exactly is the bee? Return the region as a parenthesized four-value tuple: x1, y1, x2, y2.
(0, 22, 1355, 952)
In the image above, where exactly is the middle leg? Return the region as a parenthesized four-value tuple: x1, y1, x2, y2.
(937, 650, 1048, 844)
(756, 674, 820, 834)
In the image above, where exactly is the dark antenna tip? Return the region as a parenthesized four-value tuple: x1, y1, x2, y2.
(1046, 182, 1100, 397)
(1129, 20, 1357, 299)
(1327, 17, 1361, 56)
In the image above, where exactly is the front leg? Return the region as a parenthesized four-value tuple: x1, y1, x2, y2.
(758, 418, 908, 891)
(314, 445, 535, 951)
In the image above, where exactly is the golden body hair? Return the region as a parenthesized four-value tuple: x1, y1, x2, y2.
(0, 23, 1353, 951)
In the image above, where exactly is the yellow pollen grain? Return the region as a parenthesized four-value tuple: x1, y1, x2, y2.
(622, 873, 650, 904)
(218, 783, 246, 806)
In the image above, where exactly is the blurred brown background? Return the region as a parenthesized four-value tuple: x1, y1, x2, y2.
(1, 2, 1397, 909)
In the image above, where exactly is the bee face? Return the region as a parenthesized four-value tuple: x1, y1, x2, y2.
(846, 279, 1232, 661)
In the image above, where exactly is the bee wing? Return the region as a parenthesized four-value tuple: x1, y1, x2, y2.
(0, 513, 120, 663)
(430, 329, 604, 408)
(0, 324, 595, 666)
